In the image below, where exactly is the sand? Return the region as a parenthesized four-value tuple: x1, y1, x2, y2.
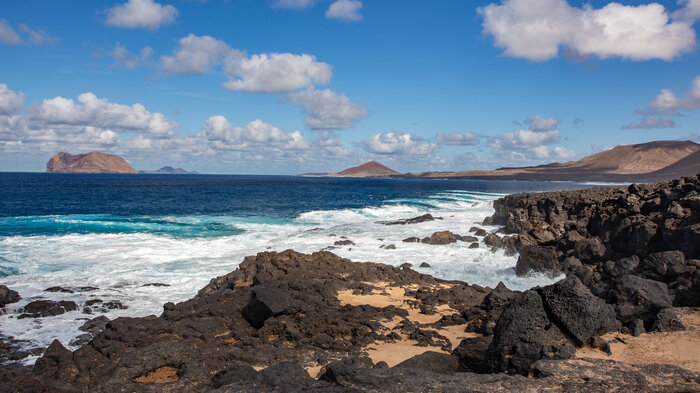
(134, 366, 179, 384)
(576, 309, 700, 372)
(337, 281, 477, 367)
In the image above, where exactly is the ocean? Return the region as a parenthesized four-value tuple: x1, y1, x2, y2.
(0, 173, 591, 362)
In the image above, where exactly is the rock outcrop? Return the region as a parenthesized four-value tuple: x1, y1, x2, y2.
(46, 152, 138, 174)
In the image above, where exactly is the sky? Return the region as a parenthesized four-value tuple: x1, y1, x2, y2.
(1, 0, 700, 174)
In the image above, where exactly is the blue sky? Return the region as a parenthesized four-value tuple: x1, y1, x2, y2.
(1, 0, 699, 174)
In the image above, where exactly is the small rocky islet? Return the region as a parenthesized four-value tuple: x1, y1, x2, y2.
(1, 176, 699, 392)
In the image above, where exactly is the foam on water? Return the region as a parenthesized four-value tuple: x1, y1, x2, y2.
(0, 190, 561, 364)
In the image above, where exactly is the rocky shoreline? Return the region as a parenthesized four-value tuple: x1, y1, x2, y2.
(1, 176, 699, 392)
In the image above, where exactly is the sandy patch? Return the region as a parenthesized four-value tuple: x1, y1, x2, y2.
(339, 281, 478, 367)
(134, 366, 179, 384)
(576, 309, 700, 372)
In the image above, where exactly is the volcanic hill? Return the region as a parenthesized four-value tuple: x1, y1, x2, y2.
(46, 152, 137, 174)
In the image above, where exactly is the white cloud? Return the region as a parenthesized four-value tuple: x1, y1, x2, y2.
(288, 88, 366, 129)
(110, 43, 154, 69)
(436, 132, 479, 146)
(202, 116, 310, 151)
(674, 0, 700, 23)
(28, 92, 177, 137)
(551, 146, 577, 161)
(223, 53, 332, 93)
(326, 0, 363, 21)
(479, 0, 696, 61)
(0, 19, 22, 45)
(0, 84, 25, 116)
(18, 24, 59, 45)
(159, 34, 332, 93)
(160, 34, 238, 75)
(496, 129, 560, 149)
(272, 0, 318, 9)
(524, 114, 560, 131)
(642, 74, 700, 114)
(621, 116, 676, 129)
(106, 0, 178, 30)
(362, 130, 438, 157)
(0, 20, 58, 46)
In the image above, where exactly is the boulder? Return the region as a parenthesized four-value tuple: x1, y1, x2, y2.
(384, 214, 438, 225)
(573, 237, 606, 262)
(640, 251, 687, 283)
(393, 351, 463, 374)
(651, 308, 685, 332)
(515, 246, 560, 278)
(18, 300, 78, 319)
(538, 276, 620, 346)
(452, 336, 492, 372)
(469, 227, 488, 236)
(468, 242, 479, 249)
(242, 285, 296, 329)
(402, 237, 421, 243)
(481, 290, 574, 375)
(607, 275, 673, 326)
(422, 231, 458, 245)
(0, 285, 20, 306)
(212, 364, 258, 389)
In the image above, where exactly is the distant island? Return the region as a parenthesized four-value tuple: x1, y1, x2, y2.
(314, 140, 699, 183)
(139, 166, 199, 175)
(46, 152, 197, 175)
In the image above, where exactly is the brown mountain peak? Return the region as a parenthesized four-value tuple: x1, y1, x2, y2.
(337, 161, 400, 177)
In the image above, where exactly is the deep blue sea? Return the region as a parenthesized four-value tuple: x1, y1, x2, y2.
(0, 172, 594, 360)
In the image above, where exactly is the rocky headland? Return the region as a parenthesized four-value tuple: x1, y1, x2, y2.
(1, 176, 699, 392)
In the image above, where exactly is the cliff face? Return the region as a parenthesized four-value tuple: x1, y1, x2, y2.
(46, 152, 137, 174)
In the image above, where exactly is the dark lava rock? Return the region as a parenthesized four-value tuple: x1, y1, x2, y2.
(79, 316, 110, 335)
(515, 246, 560, 277)
(380, 244, 396, 249)
(334, 240, 355, 246)
(18, 300, 78, 319)
(573, 237, 606, 262)
(243, 285, 296, 329)
(393, 351, 463, 374)
(211, 364, 258, 388)
(0, 285, 20, 306)
(483, 233, 502, 248)
(399, 263, 412, 270)
(538, 276, 620, 346)
(402, 237, 421, 243)
(419, 262, 430, 268)
(142, 283, 171, 287)
(452, 335, 492, 372)
(469, 226, 488, 236)
(421, 231, 459, 245)
(640, 251, 687, 283)
(469, 242, 479, 249)
(606, 274, 673, 326)
(481, 290, 574, 375)
(460, 235, 478, 243)
(45, 286, 74, 293)
(384, 214, 439, 225)
(651, 308, 685, 332)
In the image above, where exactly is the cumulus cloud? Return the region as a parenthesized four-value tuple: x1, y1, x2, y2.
(28, 92, 177, 137)
(674, 0, 700, 23)
(495, 129, 560, 150)
(110, 43, 154, 69)
(435, 132, 479, 146)
(362, 131, 438, 157)
(326, 0, 363, 21)
(288, 88, 366, 129)
(223, 53, 332, 93)
(621, 116, 676, 129)
(159, 34, 332, 93)
(641, 74, 700, 114)
(160, 34, 239, 75)
(0, 84, 25, 116)
(106, 0, 178, 30)
(551, 146, 577, 161)
(524, 114, 560, 131)
(272, 0, 318, 9)
(479, 0, 696, 61)
(202, 116, 310, 151)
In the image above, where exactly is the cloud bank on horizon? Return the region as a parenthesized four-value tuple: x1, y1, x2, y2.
(1, 0, 700, 174)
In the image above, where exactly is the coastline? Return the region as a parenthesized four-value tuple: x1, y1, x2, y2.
(0, 174, 698, 391)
